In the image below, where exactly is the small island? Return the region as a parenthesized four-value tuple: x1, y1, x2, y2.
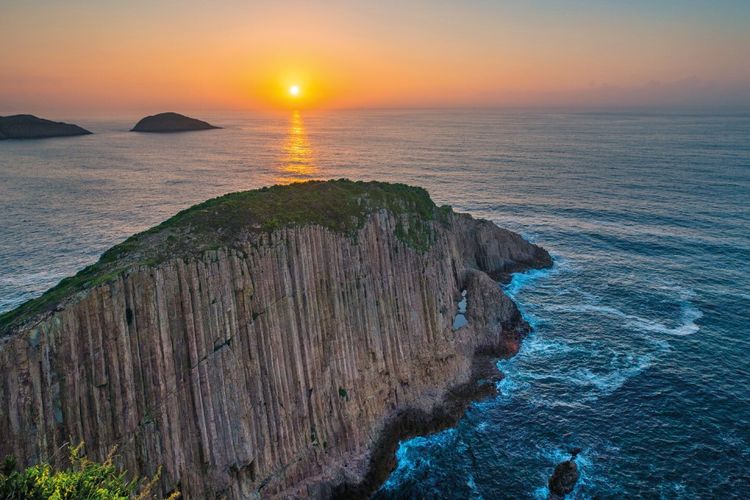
(0, 114, 91, 140)
(130, 112, 220, 133)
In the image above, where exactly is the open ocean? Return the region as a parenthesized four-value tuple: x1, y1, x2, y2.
(1, 109, 749, 498)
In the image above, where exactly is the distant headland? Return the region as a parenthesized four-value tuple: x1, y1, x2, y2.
(130, 112, 220, 133)
(0, 114, 91, 140)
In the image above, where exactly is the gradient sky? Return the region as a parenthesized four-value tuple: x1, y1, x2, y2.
(2, 0, 749, 113)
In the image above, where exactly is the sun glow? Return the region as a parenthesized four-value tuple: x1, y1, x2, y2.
(275, 110, 317, 184)
(249, 67, 329, 109)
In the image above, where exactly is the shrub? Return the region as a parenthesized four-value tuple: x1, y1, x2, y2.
(0, 444, 171, 499)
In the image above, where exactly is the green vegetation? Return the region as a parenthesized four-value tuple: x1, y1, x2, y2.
(0, 179, 451, 335)
(338, 387, 349, 400)
(0, 444, 169, 499)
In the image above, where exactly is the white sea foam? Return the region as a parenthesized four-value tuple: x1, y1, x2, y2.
(503, 255, 568, 298)
(379, 429, 457, 491)
(496, 325, 652, 404)
(570, 353, 653, 396)
(546, 297, 703, 337)
(465, 472, 483, 500)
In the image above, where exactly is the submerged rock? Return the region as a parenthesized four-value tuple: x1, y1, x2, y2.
(0, 180, 551, 498)
(0, 114, 91, 139)
(548, 451, 581, 499)
(130, 111, 220, 132)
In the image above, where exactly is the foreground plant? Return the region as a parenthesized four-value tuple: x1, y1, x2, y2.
(0, 443, 174, 499)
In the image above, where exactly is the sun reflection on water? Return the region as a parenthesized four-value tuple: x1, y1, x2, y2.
(275, 110, 318, 184)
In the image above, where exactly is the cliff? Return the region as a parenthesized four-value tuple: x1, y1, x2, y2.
(0, 114, 91, 139)
(0, 180, 551, 498)
(131, 112, 220, 133)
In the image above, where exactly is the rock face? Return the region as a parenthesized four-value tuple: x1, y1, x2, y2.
(131, 112, 220, 133)
(0, 180, 551, 498)
(0, 114, 91, 139)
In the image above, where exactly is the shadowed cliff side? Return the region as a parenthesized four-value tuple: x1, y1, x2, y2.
(0, 179, 551, 498)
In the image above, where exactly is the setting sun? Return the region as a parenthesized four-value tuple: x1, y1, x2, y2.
(1, 1, 749, 499)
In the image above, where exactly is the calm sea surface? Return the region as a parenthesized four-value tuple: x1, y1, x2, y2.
(1, 110, 749, 498)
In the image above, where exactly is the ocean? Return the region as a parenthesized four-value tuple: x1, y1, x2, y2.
(1, 109, 749, 498)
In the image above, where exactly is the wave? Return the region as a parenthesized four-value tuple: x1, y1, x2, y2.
(545, 299, 702, 337)
(503, 254, 568, 298)
(378, 429, 457, 492)
(495, 332, 578, 400)
(465, 472, 482, 500)
(504, 267, 554, 298)
(497, 342, 652, 403)
(570, 353, 653, 396)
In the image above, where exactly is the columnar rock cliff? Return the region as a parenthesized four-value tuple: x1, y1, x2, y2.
(0, 180, 551, 498)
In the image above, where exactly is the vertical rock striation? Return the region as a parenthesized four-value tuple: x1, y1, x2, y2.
(0, 181, 551, 498)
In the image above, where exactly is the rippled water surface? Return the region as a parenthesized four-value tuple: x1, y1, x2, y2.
(1, 110, 749, 497)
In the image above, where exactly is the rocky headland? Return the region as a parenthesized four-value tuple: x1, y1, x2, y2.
(131, 112, 220, 133)
(0, 114, 91, 139)
(0, 179, 551, 498)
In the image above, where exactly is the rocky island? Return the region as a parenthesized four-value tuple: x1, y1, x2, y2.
(0, 180, 551, 498)
(0, 114, 91, 139)
(131, 112, 220, 133)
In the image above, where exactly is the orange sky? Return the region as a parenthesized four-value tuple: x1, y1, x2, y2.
(2, 1, 749, 114)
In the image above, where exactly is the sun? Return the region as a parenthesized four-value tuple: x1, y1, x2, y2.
(289, 85, 300, 97)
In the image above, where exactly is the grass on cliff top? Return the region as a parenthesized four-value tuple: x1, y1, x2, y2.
(0, 179, 451, 335)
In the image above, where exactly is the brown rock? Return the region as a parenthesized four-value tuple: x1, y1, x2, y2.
(0, 186, 550, 498)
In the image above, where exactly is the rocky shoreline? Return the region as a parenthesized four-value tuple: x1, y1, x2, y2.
(0, 180, 551, 498)
(328, 325, 530, 499)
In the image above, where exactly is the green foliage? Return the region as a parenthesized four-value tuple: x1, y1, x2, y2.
(338, 387, 349, 400)
(1, 456, 16, 476)
(0, 444, 165, 500)
(0, 179, 451, 335)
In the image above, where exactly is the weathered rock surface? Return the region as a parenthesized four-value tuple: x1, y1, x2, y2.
(131, 112, 220, 132)
(0, 180, 550, 498)
(0, 114, 91, 139)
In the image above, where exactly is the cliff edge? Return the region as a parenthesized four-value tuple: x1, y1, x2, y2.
(0, 179, 551, 498)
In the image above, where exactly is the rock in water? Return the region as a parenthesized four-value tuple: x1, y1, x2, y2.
(548, 460, 580, 499)
(130, 111, 220, 132)
(0, 180, 551, 498)
(0, 114, 91, 139)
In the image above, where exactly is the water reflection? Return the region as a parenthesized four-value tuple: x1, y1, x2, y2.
(275, 110, 318, 183)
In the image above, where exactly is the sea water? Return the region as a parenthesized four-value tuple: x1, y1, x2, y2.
(1, 109, 748, 497)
